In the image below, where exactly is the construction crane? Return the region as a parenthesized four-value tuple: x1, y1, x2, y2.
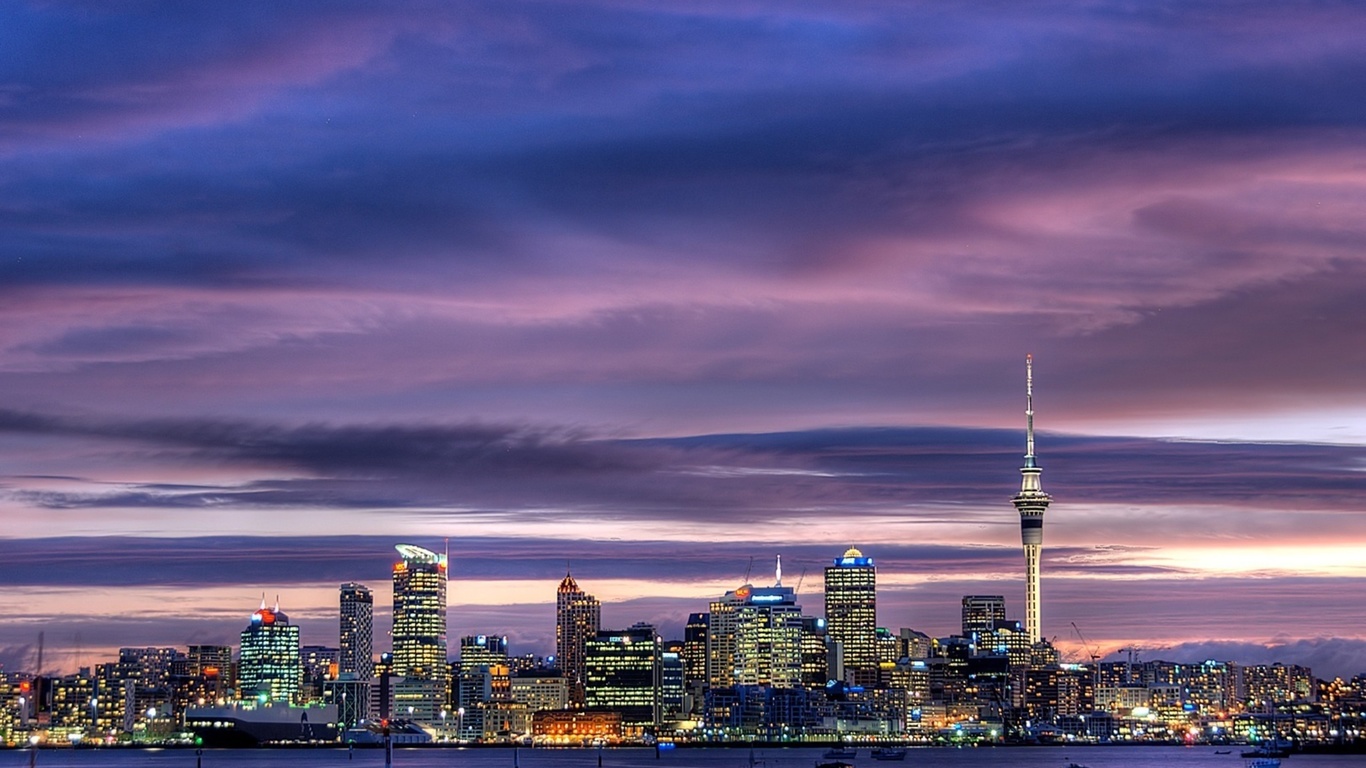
(1071, 622, 1101, 664)
(1071, 622, 1102, 694)
(793, 567, 808, 595)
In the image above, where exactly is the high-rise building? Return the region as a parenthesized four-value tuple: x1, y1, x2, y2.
(458, 634, 509, 674)
(1011, 355, 1052, 643)
(392, 544, 448, 682)
(961, 596, 1006, 641)
(584, 623, 660, 732)
(824, 546, 877, 685)
(800, 616, 829, 687)
(556, 570, 600, 706)
(1244, 663, 1314, 709)
(708, 573, 806, 690)
(238, 599, 302, 703)
(339, 583, 374, 680)
(682, 613, 709, 686)
(186, 644, 234, 702)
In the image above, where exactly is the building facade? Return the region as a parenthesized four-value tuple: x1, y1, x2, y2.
(556, 571, 601, 706)
(585, 623, 660, 733)
(339, 582, 374, 680)
(824, 547, 878, 687)
(391, 544, 448, 682)
(238, 600, 302, 703)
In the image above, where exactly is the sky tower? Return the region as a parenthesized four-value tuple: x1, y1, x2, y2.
(1012, 354, 1052, 644)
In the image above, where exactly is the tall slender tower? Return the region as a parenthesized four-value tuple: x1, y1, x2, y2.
(556, 570, 601, 707)
(1012, 355, 1052, 643)
(339, 582, 374, 679)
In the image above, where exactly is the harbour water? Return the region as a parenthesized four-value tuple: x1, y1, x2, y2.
(4, 747, 1364, 768)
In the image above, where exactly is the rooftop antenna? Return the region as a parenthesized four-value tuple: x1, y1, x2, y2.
(1025, 353, 1036, 465)
(775, 554, 783, 587)
(274, 594, 280, 612)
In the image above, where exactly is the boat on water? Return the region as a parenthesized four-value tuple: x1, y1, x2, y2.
(1246, 760, 1281, 768)
(870, 748, 907, 761)
(822, 748, 858, 760)
(817, 762, 856, 768)
(184, 702, 339, 747)
(1241, 741, 1291, 759)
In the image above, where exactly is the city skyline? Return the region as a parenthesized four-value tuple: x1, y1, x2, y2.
(2, 1, 1366, 681)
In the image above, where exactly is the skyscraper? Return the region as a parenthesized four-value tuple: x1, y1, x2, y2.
(682, 613, 709, 687)
(584, 623, 660, 732)
(1011, 355, 1052, 643)
(556, 570, 600, 706)
(391, 544, 448, 681)
(961, 595, 1006, 640)
(238, 598, 302, 703)
(339, 582, 374, 680)
(824, 546, 877, 686)
(708, 576, 806, 690)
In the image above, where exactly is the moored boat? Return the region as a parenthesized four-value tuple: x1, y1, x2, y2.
(871, 748, 907, 761)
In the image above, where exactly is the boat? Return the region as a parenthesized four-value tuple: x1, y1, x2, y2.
(1215, 750, 1232, 755)
(1241, 742, 1291, 759)
(871, 748, 907, 761)
(817, 762, 855, 768)
(1066, 763, 1090, 768)
(1246, 760, 1281, 768)
(822, 748, 858, 760)
(184, 702, 339, 747)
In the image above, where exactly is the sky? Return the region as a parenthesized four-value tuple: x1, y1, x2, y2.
(2, 0, 1366, 679)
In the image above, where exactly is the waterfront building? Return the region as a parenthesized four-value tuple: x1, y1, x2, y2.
(186, 645, 234, 693)
(531, 708, 621, 744)
(510, 671, 569, 714)
(708, 574, 806, 690)
(1244, 663, 1315, 710)
(116, 647, 181, 691)
(660, 644, 686, 723)
(339, 582, 374, 680)
(556, 570, 601, 706)
(824, 547, 878, 687)
(238, 599, 302, 704)
(48, 671, 95, 737)
(391, 544, 448, 683)
(1011, 355, 1052, 643)
(322, 676, 371, 729)
(585, 623, 660, 733)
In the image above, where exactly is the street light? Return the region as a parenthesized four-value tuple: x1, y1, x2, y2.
(458, 707, 466, 742)
(440, 710, 448, 741)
